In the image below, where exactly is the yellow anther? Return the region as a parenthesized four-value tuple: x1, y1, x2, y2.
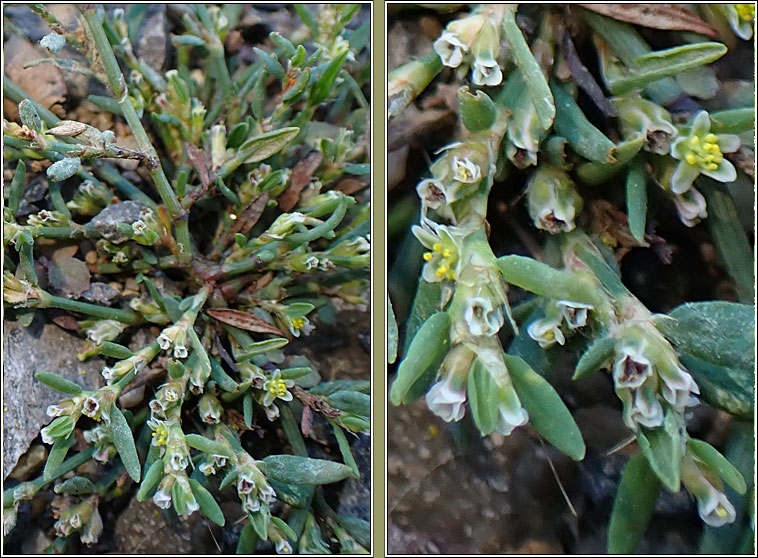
(703, 143, 715, 152)
(706, 163, 719, 170)
(689, 136, 700, 146)
(686, 154, 697, 165)
(446, 270, 456, 280)
(423, 252, 433, 261)
(736, 4, 755, 21)
(704, 133, 718, 143)
(436, 265, 448, 278)
(152, 432, 156, 437)
(291, 317, 304, 329)
(545, 330, 554, 340)
(716, 506, 728, 518)
(442, 249, 451, 258)
(432, 243, 442, 252)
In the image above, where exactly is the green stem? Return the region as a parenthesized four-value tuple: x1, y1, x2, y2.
(82, 7, 191, 258)
(40, 292, 141, 324)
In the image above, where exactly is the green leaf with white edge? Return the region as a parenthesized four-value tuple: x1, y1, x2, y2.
(636, 411, 684, 493)
(468, 359, 499, 436)
(185, 434, 232, 457)
(189, 478, 225, 526)
(608, 452, 660, 554)
(390, 311, 450, 405)
(260, 455, 354, 485)
(497, 255, 598, 306)
(609, 42, 727, 96)
(35, 371, 83, 394)
(505, 354, 586, 461)
(239, 127, 299, 164)
(236, 338, 289, 360)
(311, 49, 349, 105)
(137, 457, 165, 501)
(388, 297, 398, 364)
(328, 390, 370, 417)
(687, 439, 747, 494)
(54, 476, 96, 495)
(573, 336, 616, 380)
(110, 406, 141, 482)
(44, 433, 75, 481)
(654, 301, 754, 372)
(679, 353, 753, 418)
(236, 522, 259, 554)
(625, 156, 647, 244)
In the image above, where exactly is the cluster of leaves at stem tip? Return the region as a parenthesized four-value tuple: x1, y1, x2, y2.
(388, 3, 754, 553)
(3, 4, 370, 553)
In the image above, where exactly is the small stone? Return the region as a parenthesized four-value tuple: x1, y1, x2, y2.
(79, 282, 120, 305)
(91, 201, 144, 243)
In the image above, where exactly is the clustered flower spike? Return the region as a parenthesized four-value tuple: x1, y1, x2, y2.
(412, 222, 461, 282)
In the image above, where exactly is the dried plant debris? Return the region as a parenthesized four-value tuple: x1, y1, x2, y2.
(3, 4, 370, 554)
(388, 3, 753, 555)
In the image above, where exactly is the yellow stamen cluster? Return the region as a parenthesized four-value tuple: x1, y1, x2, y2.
(684, 134, 724, 171)
(716, 505, 729, 518)
(424, 242, 457, 280)
(735, 4, 755, 21)
(291, 317, 305, 330)
(151, 425, 169, 446)
(268, 378, 289, 397)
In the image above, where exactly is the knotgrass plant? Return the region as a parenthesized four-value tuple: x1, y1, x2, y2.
(388, 4, 754, 553)
(3, 4, 370, 553)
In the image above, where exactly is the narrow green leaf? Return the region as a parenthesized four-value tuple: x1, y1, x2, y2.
(388, 297, 398, 364)
(699, 179, 754, 304)
(328, 391, 370, 417)
(44, 434, 75, 481)
(688, 439, 747, 494)
(468, 359, 499, 436)
(185, 434, 232, 457)
(97, 341, 134, 360)
(343, 163, 370, 176)
(137, 457, 165, 501)
(331, 422, 359, 477)
(502, 6, 555, 129)
(294, 4, 318, 34)
(19, 99, 42, 132)
(8, 160, 26, 217)
(390, 311, 450, 405)
(403, 279, 443, 353)
(709, 108, 756, 135)
(636, 411, 684, 492)
(236, 522, 259, 554)
(552, 82, 616, 163)
(238, 127, 299, 164)
(249, 507, 271, 541)
(236, 338, 290, 360)
(189, 478, 225, 526)
(575, 132, 646, 186)
(608, 453, 660, 554)
(335, 514, 371, 549)
(210, 357, 240, 392)
(172, 478, 188, 516)
(282, 68, 310, 103)
(609, 42, 727, 96)
(110, 406, 141, 482)
(243, 392, 253, 429)
(497, 255, 598, 305)
(573, 336, 616, 380)
(679, 353, 753, 418)
(220, 469, 238, 491)
(253, 47, 286, 79)
(625, 156, 647, 244)
(268, 480, 311, 508)
(260, 455, 354, 485)
(505, 354, 586, 460)
(35, 372, 83, 394)
(310, 49, 349, 105)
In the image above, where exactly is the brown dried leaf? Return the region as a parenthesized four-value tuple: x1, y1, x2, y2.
(279, 150, 323, 211)
(206, 308, 285, 335)
(334, 177, 368, 195)
(185, 143, 211, 188)
(231, 192, 269, 235)
(578, 4, 718, 38)
(51, 314, 80, 331)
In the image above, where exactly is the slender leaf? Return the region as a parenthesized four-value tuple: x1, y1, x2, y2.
(189, 478, 225, 526)
(574, 336, 616, 380)
(467, 359, 499, 436)
(636, 411, 684, 492)
(110, 406, 141, 482)
(688, 439, 747, 494)
(260, 455, 353, 485)
(35, 371, 83, 395)
(625, 156, 647, 244)
(44, 434, 75, 481)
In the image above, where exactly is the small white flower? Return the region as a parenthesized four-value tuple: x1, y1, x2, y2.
(494, 385, 529, 436)
(173, 343, 188, 359)
(241, 492, 261, 513)
(556, 300, 593, 330)
(672, 187, 708, 227)
(304, 256, 320, 270)
(472, 56, 502, 86)
(452, 156, 481, 183)
(264, 403, 280, 421)
(80, 507, 103, 545)
(46, 404, 64, 418)
(262, 370, 295, 406)
(434, 31, 467, 67)
(425, 374, 467, 422)
(613, 343, 653, 389)
(527, 317, 565, 349)
(658, 362, 700, 412)
(463, 296, 504, 337)
(81, 396, 100, 419)
(153, 487, 172, 509)
(168, 450, 189, 472)
(698, 483, 737, 527)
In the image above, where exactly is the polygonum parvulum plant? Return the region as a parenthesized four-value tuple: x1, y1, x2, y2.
(388, 4, 753, 553)
(3, 4, 370, 553)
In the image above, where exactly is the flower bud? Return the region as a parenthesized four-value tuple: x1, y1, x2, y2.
(612, 96, 678, 155)
(526, 164, 583, 233)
